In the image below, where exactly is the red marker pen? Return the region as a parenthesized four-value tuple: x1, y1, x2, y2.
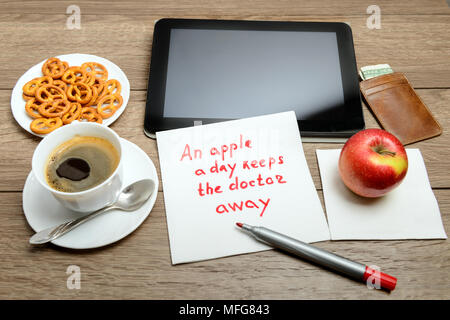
(236, 223, 397, 291)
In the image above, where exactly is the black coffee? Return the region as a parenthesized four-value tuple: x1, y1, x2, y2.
(56, 158, 90, 181)
(45, 136, 119, 192)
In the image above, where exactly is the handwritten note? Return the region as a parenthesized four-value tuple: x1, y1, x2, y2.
(157, 111, 330, 264)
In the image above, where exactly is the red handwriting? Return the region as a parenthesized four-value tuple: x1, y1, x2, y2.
(194, 161, 237, 178)
(210, 161, 237, 178)
(216, 198, 271, 217)
(210, 134, 252, 161)
(180, 134, 286, 219)
(194, 155, 284, 178)
(198, 182, 222, 196)
(180, 144, 202, 161)
(180, 134, 252, 162)
(197, 174, 287, 197)
(229, 174, 287, 190)
(242, 156, 284, 170)
(195, 169, 206, 176)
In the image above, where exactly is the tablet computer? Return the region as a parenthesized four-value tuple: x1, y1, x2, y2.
(144, 19, 364, 139)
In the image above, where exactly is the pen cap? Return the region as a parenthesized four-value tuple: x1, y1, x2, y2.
(363, 266, 397, 291)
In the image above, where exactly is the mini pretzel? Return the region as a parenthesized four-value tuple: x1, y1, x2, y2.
(42, 58, 66, 79)
(52, 79, 68, 92)
(67, 82, 92, 104)
(62, 66, 87, 84)
(82, 72, 96, 86)
(35, 84, 66, 103)
(80, 107, 102, 124)
(98, 79, 121, 99)
(81, 62, 108, 81)
(21, 57, 124, 135)
(83, 86, 98, 108)
(22, 76, 53, 96)
(38, 99, 70, 118)
(62, 102, 82, 124)
(92, 78, 105, 101)
(30, 117, 63, 134)
(97, 94, 122, 118)
(62, 61, 69, 72)
(25, 98, 48, 118)
(22, 80, 37, 96)
(23, 93, 34, 101)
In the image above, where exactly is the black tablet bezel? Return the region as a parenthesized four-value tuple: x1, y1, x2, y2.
(144, 18, 364, 138)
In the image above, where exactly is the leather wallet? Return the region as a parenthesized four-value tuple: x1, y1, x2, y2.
(360, 72, 442, 145)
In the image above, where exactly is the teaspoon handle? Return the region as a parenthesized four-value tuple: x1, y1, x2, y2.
(29, 206, 113, 245)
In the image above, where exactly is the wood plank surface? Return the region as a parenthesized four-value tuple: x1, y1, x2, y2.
(0, 14, 449, 89)
(0, 0, 449, 300)
(0, 189, 448, 299)
(0, 0, 449, 16)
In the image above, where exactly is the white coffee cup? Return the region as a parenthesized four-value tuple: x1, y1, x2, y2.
(32, 122, 123, 213)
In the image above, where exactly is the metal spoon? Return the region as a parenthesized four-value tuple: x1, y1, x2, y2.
(29, 179, 155, 245)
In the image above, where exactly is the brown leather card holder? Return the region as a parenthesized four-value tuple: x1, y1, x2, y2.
(360, 72, 442, 145)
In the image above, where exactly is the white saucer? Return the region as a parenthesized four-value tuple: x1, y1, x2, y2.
(11, 53, 130, 138)
(22, 138, 158, 249)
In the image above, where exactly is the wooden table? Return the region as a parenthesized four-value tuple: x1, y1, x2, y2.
(0, 0, 449, 300)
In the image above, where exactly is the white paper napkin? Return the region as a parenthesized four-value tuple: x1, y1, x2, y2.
(157, 112, 330, 264)
(316, 149, 447, 240)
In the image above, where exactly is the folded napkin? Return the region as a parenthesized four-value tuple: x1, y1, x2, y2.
(316, 149, 447, 240)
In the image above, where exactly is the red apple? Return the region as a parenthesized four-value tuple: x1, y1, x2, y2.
(338, 129, 408, 198)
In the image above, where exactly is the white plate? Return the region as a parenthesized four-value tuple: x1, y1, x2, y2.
(22, 138, 158, 249)
(11, 53, 130, 138)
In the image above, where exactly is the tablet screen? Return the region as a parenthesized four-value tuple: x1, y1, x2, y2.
(163, 28, 345, 121)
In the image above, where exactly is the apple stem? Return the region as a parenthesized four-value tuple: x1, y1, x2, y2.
(379, 150, 396, 156)
(373, 146, 396, 156)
